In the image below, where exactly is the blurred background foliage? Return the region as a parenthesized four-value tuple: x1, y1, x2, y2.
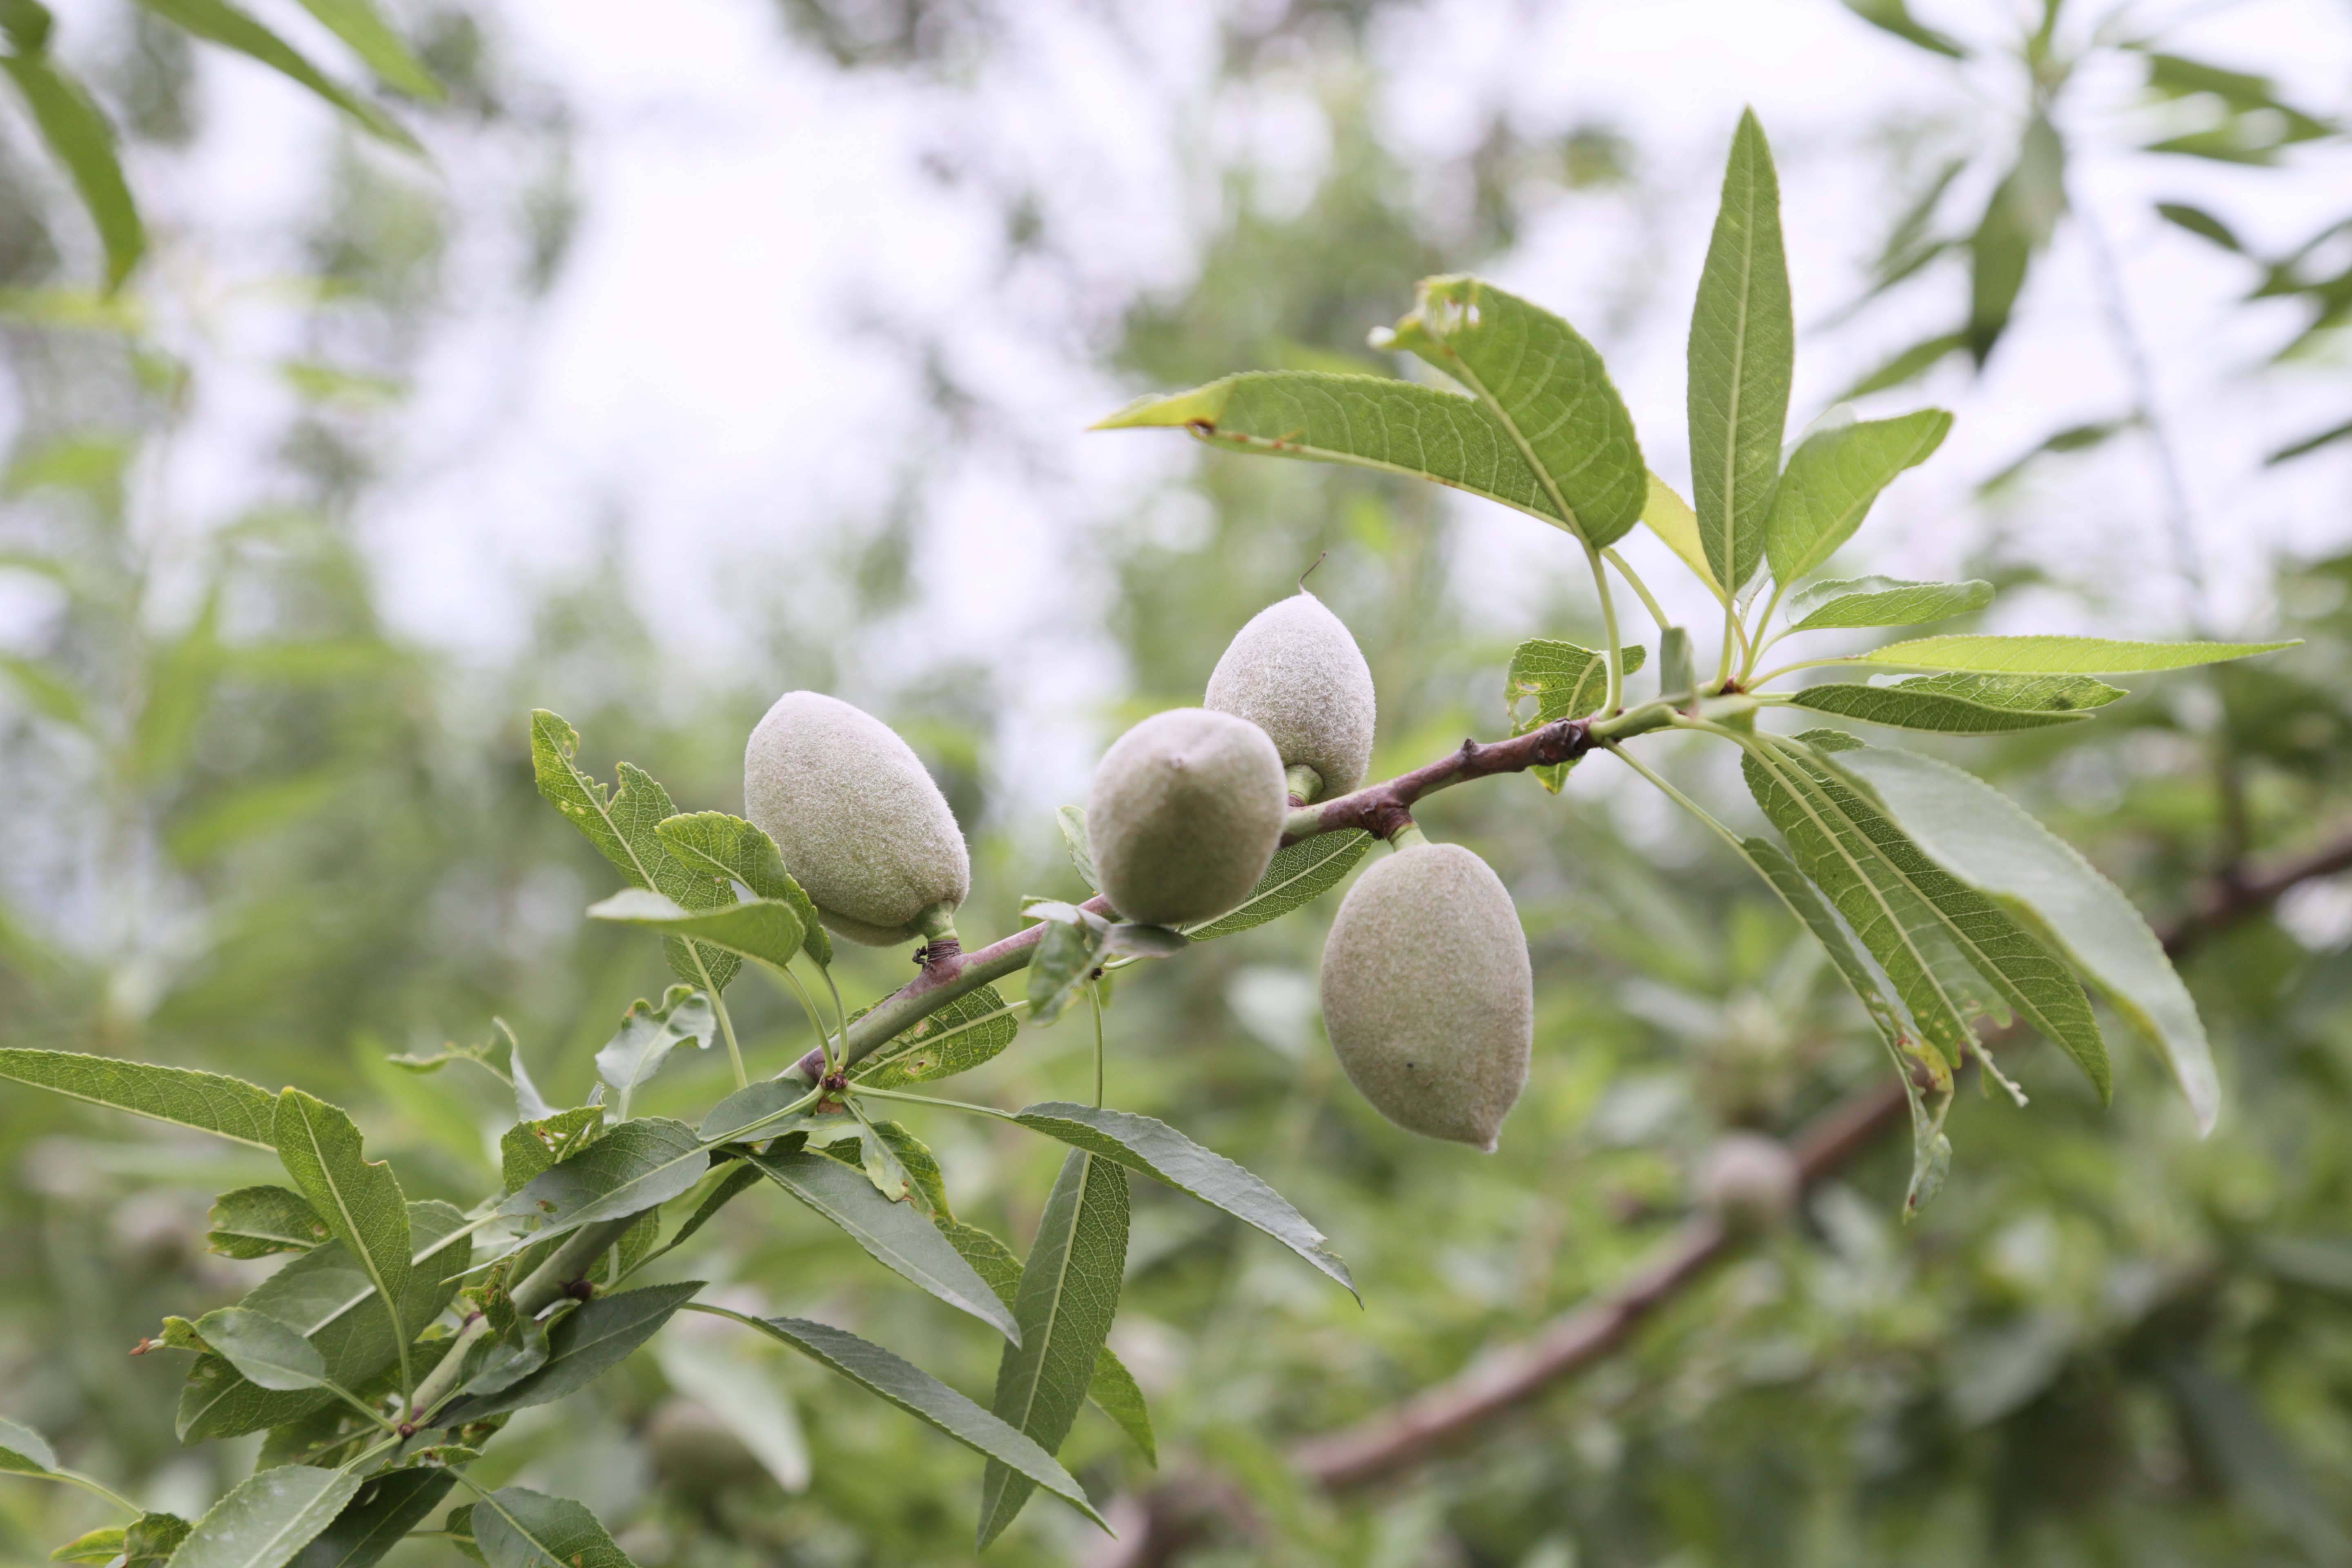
(2, 0, 2352, 1564)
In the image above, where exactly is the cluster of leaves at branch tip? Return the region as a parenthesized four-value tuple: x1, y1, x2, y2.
(1086, 707, 1287, 926)
(1205, 591, 1378, 797)
(743, 690, 970, 945)
(1321, 843, 1534, 1152)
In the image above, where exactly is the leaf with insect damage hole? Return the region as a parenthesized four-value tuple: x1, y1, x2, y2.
(851, 982, 1020, 1089)
(1504, 639, 1647, 793)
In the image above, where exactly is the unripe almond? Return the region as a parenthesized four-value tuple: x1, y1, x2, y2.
(1205, 592, 1377, 797)
(743, 691, 970, 946)
(1695, 1131, 1799, 1234)
(1319, 842, 1532, 1151)
(1087, 708, 1286, 926)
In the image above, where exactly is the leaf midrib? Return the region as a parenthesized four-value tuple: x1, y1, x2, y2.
(287, 1100, 412, 1399)
(1714, 145, 1757, 586)
(1431, 328, 1588, 543)
(991, 1152, 1092, 1520)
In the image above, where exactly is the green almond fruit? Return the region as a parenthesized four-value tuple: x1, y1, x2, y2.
(1319, 842, 1532, 1151)
(1087, 708, 1286, 926)
(744, 691, 969, 946)
(1205, 592, 1377, 799)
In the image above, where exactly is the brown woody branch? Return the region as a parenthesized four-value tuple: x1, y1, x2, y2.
(1085, 824, 2352, 1566)
(1280, 717, 1599, 844)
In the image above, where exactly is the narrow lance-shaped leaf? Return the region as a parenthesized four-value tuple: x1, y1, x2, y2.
(0, 1049, 278, 1148)
(1968, 113, 2065, 363)
(587, 888, 803, 977)
(684, 1305, 1107, 1530)
(434, 1283, 703, 1426)
(1762, 412, 1953, 585)
(1833, 746, 2221, 1134)
(529, 711, 739, 991)
(851, 982, 1020, 1089)
(655, 810, 832, 968)
(193, 1308, 328, 1392)
(0, 1415, 56, 1473)
(1374, 275, 1647, 546)
(1013, 1100, 1355, 1298)
(292, 0, 439, 100)
(466, 1487, 635, 1568)
(977, 1148, 1129, 1548)
(0, 51, 144, 291)
(1182, 831, 1374, 939)
(1848, 635, 2298, 674)
(1786, 672, 2122, 735)
(499, 1118, 710, 1242)
(745, 1147, 1020, 1343)
(285, 1469, 454, 1568)
(132, 0, 420, 151)
(1639, 473, 1724, 602)
(1688, 108, 1794, 590)
(167, 1464, 365, 1568)
(273, 1091, 412, 1389)
(1785, 576, 1991, 631)
(1094, 372, 1570, 532)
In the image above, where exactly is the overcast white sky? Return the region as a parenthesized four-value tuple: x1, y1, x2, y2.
(22, 0, 2352, 806)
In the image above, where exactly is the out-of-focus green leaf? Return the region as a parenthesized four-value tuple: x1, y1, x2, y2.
(120, 1514, 189, 1568)
(285, 1470, 453, 1568)
(1834, 746, 2220, 1133)
(1836, 331, 1967, 401)
(467, 1487, 635, 1568)
(2269, 417, 2352, 465)
(1056, 805, 1099, 891)
(1688, 108, 1794, 590)
(529, 711, 739, 991)
(193, 1307, 328, 1391)
(851, 982, 1019, 1089)
(1786, 577, 1990, 631)
(1849, 635, 2297, 674)
(1763, 412, 1952, 584)
(1012, 1101, 1354, 1297)
(0, 47, 144, 291)
(0, 653, 87, 727)
(132, 0, 419, 151)
(976, 1147, 1128, 1547)
(0, 1414, 56, 1473)
(436, 1283, 702, 1425)
(292, 0, 438, 100)
(1094, 372, 1570, 532)
(655, 1335, 810, 1493)
(684, 1306, 1105, 1529)
(0, 1048, 278, 1149)
(1841, 0, 1966, 57)
(592, 983, 715, 1114)
(1374, 275, 1647, 547)
(1183, 831, 1374, 938)
(48, 1525, 124, 1562)
(1967, 113, 2065, 363)
(167, 1463, 364, 1568)
(587, 888, 803, 978)
(499, 1118, 709, 1242)
(656, 811, 831, 968)
(1975, 419, 2130, 494)
(2156, 201, 2243, 251)
(746, 1147, 1019, 1341)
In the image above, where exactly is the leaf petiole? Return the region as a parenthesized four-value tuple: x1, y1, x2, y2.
(1603, 547, 1673, 638)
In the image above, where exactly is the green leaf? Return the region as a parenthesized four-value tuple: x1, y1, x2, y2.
(655, 811, 831, 968)
(273, 1091, 413, 1387)
(1057, 806, 1099, 892)
(1503, 641, 1647, 793)
(1688, 108, 1795, 591)
(167, 1463, 365, 1568)
(1786, 577, 1991, 631)
(1967, 113, 2065, 363)
(0, 1414, 56, 1473)
(1762, 412, 1953, 584)
(209, 1185, 331, 1258)
(1786, 673, 2123, 735)
(291, 0, 438, 100)
(499, 1118, 710, 1242)
(131, 0, 418, 150)
(180, 1202, 471, 1440)
(1639, 473, 1726, 602)
(436, 1283, 702, 1426)
(1085, 1343, 1156, 1467)
(1835, 331, 1967, 402)
(0, 1048, 278, 1148)
(1841, 0, 1967, 56)
(194, 1308, 328, 1392)
(851, 982, 1020, 1089)
(1742, 735, 2109, 1097)
(588, 888, 805, 977)
(745, 1147, 1020, 1342)
(529, 712, 739, 993)
(1011, 1101, 1354, 1298)
(499, 1106, 601, 1194)
(593, 983, 715, 1113)
(455, 1312, 547, 1398)
(285, 1470, 454, 1568)
(685, 1306, 1105, 1530)
(632, 1161, 765, 1270)
(120, 1514, 189, 1568)
(48, 1526, 124, 1563)
(0, 54, 143, 291)
(1850, 635, 2298, 675)
(869, 1119, 951, 1216)
(655, 1335, 810, 1492)
(1025, 903, 1107, 1027)
(1833, 746, 2221, 1134)
(1374, 275, 1646, 547)
(1181, 831, 1374, 939)
(976, 1147, 1129, 1548)
(1093, 372, 1571, 533)
(0, 653, 88, 728)
(467, 1488, 634, 1568)
(697, 1080, 826, 1144)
